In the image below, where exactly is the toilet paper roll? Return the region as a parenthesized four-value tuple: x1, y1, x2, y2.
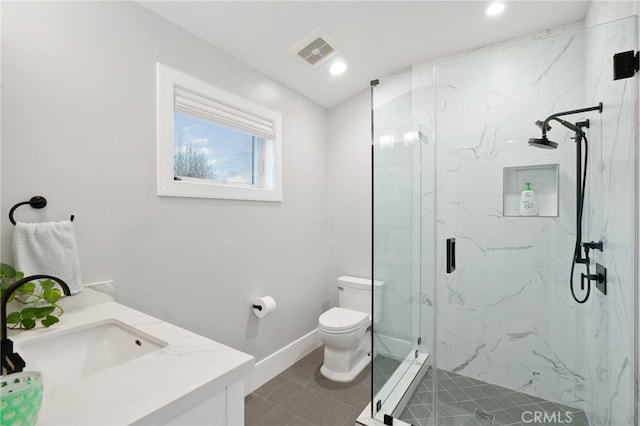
(252, 296, 277, 319)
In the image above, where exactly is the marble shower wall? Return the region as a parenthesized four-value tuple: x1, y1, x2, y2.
(414, 25, 594, 409)
(583, 16, 636, 426)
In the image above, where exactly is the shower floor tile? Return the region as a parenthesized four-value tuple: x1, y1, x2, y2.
(398, 368, 589, 426)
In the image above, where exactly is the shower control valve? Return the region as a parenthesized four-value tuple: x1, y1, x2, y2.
(581, 263, 607, 296)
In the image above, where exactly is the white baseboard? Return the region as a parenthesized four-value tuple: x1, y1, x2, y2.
(245, 328, 322, 395)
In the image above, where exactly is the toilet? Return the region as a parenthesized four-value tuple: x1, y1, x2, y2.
(318, 276, 379, 382)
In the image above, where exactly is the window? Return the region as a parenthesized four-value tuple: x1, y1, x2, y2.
(157, 63, 282, 201)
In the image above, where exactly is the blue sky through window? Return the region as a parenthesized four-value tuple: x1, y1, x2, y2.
(173, 112, 254, 184)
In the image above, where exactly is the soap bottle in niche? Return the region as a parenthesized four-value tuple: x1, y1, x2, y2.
(519, 182, 538, 216)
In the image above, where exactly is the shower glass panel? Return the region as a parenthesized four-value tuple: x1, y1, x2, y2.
(372, 70, 433, 421)
(372, 16, 637, 426)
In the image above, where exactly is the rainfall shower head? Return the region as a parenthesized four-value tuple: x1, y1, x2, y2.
(528, 136, 558, 149)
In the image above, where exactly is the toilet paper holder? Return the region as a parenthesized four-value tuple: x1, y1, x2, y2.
(251, 296, 277, 318)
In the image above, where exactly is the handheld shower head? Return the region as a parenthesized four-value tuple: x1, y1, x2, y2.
(528, 136, 558, 149)
(554, 117, 585, 134)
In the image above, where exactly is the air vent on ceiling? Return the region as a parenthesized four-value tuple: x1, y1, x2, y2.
(298, 37, 334, 65)
(288, 28, 339, 67)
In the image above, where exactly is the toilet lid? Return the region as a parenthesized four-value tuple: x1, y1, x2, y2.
(319, 307, 369, 333)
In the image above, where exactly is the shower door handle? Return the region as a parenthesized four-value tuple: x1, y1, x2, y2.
(446, 238, 456, 273)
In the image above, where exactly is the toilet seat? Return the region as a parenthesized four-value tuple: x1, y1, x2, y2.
(319, 307, 369, 334)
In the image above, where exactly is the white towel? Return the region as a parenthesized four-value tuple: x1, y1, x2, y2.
(12, 220, 83, 295)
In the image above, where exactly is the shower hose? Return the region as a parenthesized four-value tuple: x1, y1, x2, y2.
(569, 133, 591, 304)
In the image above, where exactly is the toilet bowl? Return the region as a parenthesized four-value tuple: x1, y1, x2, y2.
(319, 307, 371, 382)
(318, 276, 376, 382)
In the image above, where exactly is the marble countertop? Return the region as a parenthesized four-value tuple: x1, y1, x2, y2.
(9, 287, 254, 425)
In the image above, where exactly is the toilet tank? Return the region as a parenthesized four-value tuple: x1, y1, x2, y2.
(337, 276, 383, 314)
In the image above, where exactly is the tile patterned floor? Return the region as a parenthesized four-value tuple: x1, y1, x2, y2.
(246, 350, 589, 426)
(245, 346, 370, 426)
(399, 368, 589, 426)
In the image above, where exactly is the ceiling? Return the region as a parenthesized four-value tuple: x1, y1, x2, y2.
(139, 1, 590, 109)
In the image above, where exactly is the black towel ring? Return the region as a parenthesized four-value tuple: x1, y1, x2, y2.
(9, 196, 74, 225)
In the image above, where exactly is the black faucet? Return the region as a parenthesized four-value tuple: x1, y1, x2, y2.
(1, 274, 71, 375)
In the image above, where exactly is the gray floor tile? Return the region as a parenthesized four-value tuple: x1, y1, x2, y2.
(489, 408, 519, 425)
(286, 414, 315, 426)
(451, 376, 476, 389)
(408, 392, 425, 406)
(407, 403, 432, 419)
(503, 406, 528, 424)
(416, 390, 434, 404)
(247, 345, 371, 426)
(396, 367, 591, 426)
(462, 386, 489, 400)
(491, 394, 519, 410)
(301, 346, 326, 365)
(250, 354, 592, 426)
(505, 390, 538, 406)
(281, 358, 321, 386)
(473, 396, 502, 412)
(438, 378, 460, 391)
(266, 379, 359, 425)
(253, 374, 291, 398)
(306, 367, 370, 410)
(441, 402, 471, 417)
(446, 387, 474, 403)
(456, 399, 482, 415)
(437, 389, 458, 404)
(245, 393, 296, 426)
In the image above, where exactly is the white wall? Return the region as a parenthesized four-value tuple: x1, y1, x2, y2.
(1, 1, 329, 364)
(327, 90, 371, 306)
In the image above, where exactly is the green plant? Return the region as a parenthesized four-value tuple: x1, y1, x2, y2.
(0, 263, 64, 329)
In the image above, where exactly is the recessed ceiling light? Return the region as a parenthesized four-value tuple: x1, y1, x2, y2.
(486, 2, 505, 16)
(329, 60, 347, 76)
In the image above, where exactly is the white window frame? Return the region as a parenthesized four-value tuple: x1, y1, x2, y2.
(157, 63, 283, 202)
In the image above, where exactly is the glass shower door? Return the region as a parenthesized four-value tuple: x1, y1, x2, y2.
(371, 70, 432, 421)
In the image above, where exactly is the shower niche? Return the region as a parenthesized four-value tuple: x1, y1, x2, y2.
(503, 164, 559, 216)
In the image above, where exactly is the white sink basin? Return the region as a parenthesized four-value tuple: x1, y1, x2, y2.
(18, 319, 168, 385)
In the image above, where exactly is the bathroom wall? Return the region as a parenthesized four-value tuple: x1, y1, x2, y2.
(1, 1, 329, 367)
(327, 90, 372, 307)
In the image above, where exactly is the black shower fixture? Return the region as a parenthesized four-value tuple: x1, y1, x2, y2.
(528, 103, 602, 150)
(528, 136, 558, 150)
(613, 50, 639, 80)
(529, 103, 605, 304)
